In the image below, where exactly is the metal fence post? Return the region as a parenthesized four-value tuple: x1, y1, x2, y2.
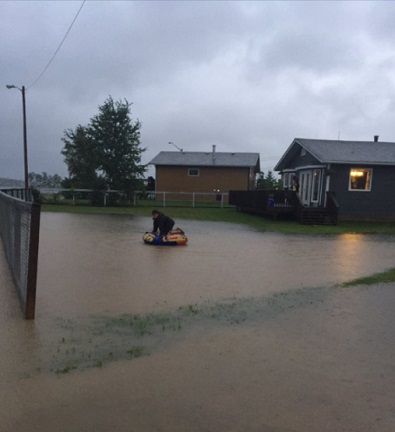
(25, 203, 41, 319)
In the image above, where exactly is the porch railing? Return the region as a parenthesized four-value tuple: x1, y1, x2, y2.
(229, 190, 295, 216)
(229, 189, 339, 225)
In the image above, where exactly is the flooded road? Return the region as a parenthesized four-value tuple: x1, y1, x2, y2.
(1, 212, 395, 432)
(35, 213, 395, 316)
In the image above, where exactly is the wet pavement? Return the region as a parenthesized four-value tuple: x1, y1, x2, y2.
(1, 212, 395, 432)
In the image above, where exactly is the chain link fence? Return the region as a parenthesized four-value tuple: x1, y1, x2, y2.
(0, 189, 41, 319)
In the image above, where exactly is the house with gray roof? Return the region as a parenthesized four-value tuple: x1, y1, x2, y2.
(274, 136, 395, 221)
(149, 145, 260, 195)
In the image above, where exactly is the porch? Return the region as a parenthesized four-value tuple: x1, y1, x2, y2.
(228, 190, 339, 225)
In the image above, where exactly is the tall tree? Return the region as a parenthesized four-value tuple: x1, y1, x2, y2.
(29, 172, 64, 188)
(61, 125, 99, 188)
(61, 97, 146, 196)
(89, 96, 146, 193)
(256, 170, 281, 190)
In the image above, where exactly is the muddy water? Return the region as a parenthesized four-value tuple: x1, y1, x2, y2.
(1, 212, 395, 432)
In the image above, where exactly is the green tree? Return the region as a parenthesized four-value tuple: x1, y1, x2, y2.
(89, 96, 146, 195)
(256, 170, 281, 190)
(29, 172, 64, 188)
(60, 97, 146, 199)
(61, 125, 99, 189)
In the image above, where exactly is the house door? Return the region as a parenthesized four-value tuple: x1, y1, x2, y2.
(299, 171, 311, 205)
(299, 169, 322, 206)
(311, 169, 322, 206)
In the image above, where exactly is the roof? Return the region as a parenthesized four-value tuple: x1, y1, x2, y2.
(275, 138, 395, 171)
(149, 151, 260, 170)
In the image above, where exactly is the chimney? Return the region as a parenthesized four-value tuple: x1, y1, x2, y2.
(374, 135, 379, 142)
(212, 145, 216, 155)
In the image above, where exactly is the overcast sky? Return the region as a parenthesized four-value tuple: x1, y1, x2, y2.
(2, 1, 395, 180)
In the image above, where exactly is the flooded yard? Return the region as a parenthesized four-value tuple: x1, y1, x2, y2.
(1, 212, 395, 432)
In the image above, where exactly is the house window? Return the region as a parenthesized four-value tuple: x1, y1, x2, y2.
(283, 173, 289, 189)
(188, 168, 199, 176)
(302, 172, 310, 201)
(301, 148, 306, 156)
(312, 169, 321, 201)
(283, 172, 294, 189)
(349, 168, 372, 191)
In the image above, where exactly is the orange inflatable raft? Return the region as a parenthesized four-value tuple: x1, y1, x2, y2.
(143, 228, 188, 246)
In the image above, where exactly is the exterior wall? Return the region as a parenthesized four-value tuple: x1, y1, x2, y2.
(155, 165, 254, 193)
(280, 150, 327, 206)
(330, 164, 395, 220)
(287, 149, 321, 169)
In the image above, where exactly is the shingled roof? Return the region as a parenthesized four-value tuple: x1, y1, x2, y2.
(149, 151, 260, 170)
(275, 138, 395, 171)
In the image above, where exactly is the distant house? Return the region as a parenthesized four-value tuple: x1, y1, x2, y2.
(149, 146, 260, 194)
(274, 137, 395, 221)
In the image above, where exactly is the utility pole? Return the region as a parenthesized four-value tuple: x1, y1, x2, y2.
(6, 84, 29, 190)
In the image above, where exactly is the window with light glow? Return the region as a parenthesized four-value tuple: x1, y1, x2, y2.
(349, 168, 372, 191)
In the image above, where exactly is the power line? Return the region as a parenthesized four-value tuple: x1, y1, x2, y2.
(260, 156, 282, 160)
(27, 0, 86, 90)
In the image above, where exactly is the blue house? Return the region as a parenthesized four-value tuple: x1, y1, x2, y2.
(274, 137, 395, 221)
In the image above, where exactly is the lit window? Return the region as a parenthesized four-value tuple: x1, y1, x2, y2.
(349, 168, 372, 191)
(188, 168, 199, 176)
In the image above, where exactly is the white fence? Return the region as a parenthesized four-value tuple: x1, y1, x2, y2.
(132, 191, 229, 208)
(38, 188, 230, 208)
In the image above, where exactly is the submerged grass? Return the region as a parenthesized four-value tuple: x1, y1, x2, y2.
(42, 204, 395, 235)
(48, 268, 395, 376)
(342, 267, 395, 287)
(50, 291, 330, 375)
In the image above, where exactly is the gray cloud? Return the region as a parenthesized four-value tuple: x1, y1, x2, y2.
(2, 1, 395, 179)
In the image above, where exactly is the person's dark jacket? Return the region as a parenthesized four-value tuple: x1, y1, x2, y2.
(153, 212, 175, 235)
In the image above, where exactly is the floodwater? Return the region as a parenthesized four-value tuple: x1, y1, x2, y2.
(1, 212, 395, 432)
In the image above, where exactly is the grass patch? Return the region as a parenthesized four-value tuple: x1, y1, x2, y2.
(55, 364, 78, 374)
(342, 267, 395, 287)
(47, 283, 372, 376)
(48, 298, 259, 374)
(42, 204, 395, 235)
(103, 312, 183, 335)
(126, 346, 145, 358)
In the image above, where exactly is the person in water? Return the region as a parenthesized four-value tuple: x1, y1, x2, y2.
(151, 210, 175, 236)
